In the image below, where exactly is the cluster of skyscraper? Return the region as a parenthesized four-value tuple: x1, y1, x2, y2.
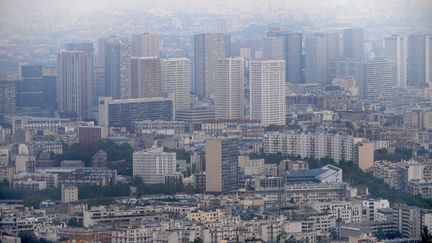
(56, 32, 288, 126)
(54, 29, 432, 125)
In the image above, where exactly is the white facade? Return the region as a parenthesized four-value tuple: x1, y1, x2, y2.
(406, 160, 426, 181)
(311, 201, 364, 224)
(214, 57, 244, 120)
(362, 59, 395, 102)
(249, 60, 286, 126)
(362, 199, 390, 222)
(0, 148, 9, 167)
(15, 155, 34, 174)
(264, 132, 354, 162)
(384, 35, 407, 88)
(242, 158, 265, 176)
(112, 227, 154, 243)
(133, 147, 176, 184)
(423, 213, 432, 232)
(160, 57, 191, 111)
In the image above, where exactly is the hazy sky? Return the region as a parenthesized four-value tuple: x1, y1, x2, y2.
(1, 0, 431, 31)
(1, 0, 431, 17)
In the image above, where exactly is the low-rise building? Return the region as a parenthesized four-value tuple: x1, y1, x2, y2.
(408, 179, 432, 198)
(133, 147, 177, 184)
(187, 210, 227, 222)
(285, 182, 349, 204)
(278, 160, 309, 176)
(36, 167, 116, 186)
(13, 179, 46, 190)
(286, 164, 342, 184)
(311, 201, 366, 224)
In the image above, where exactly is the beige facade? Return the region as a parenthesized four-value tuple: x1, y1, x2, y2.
(129, 57, 161, 98)
(205, 137, 239, 193)
(187, 210, 227, 222)
(131, 33, 160, 57)
(357, 143, 374, 171)
(62, 185, 78, 203)
(205, 139, 222, 192)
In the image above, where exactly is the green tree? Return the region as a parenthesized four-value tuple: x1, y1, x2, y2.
(19, 231, 53, 243)
(136, 182, 184, 195)
(67, 217, 82, 227)
(58, 236, 69, 242)
(0, 178, 9, 186)
(374, 148, 413, 162)
(422, 226, 432, 243)
(87, 197, 114, 207)
(23, 194, 49, 208)
(330, 230, 338, 240)
(164, 148, 192, 163)
(61, 140, 134, 174)
(131, 176, 144, 186)
(193, 237, 203, 243)
(78, 184, 131, 199)
(252, 151, 432, 209)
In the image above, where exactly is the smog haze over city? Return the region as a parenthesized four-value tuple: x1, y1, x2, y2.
(2, 0, 432, 242)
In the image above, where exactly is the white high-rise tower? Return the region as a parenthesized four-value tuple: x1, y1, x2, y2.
(249, 60, 286, 126)
(214, 57, 244, 120)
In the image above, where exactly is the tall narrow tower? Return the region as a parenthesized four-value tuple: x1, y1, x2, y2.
(249, 60, 286, 126)
(214, 57, 244, 120)
(194, 33, 231, 99)
(57, 50, 93, 119)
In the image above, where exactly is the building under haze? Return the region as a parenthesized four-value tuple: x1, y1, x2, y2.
(57, 50, 93, 120)
(343, 28, 365, 59)
(407, 34, 431, 87)
(100, 36, 130, 99)
(384, 35, 407, 88)
(129, 57, 161, 98)
(65, 43, 95, 101)
(263, 37, 284, 60)
(267, 29, 303, 83)
(305, 33, 327, 85)
(66, 43, 94, 53)
(325, 32, 340, 83)
(205, 137, 240, 193)
(0, 80, 16, 115)
(131, 33, 160, 57)
(194, 33, 231, 99)
(326, 32, 340, 61)
(41, 67, 57, 110)
(214, 57, 244, 120)
(249, 60, 286, 126)
(362, 59, 395, 102)
(160, 57, 191, 111)
(328, 58, 364, 94)
(16, 65, 43, 112)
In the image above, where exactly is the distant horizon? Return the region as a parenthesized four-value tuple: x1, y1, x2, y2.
(1, 0, 431, 24)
